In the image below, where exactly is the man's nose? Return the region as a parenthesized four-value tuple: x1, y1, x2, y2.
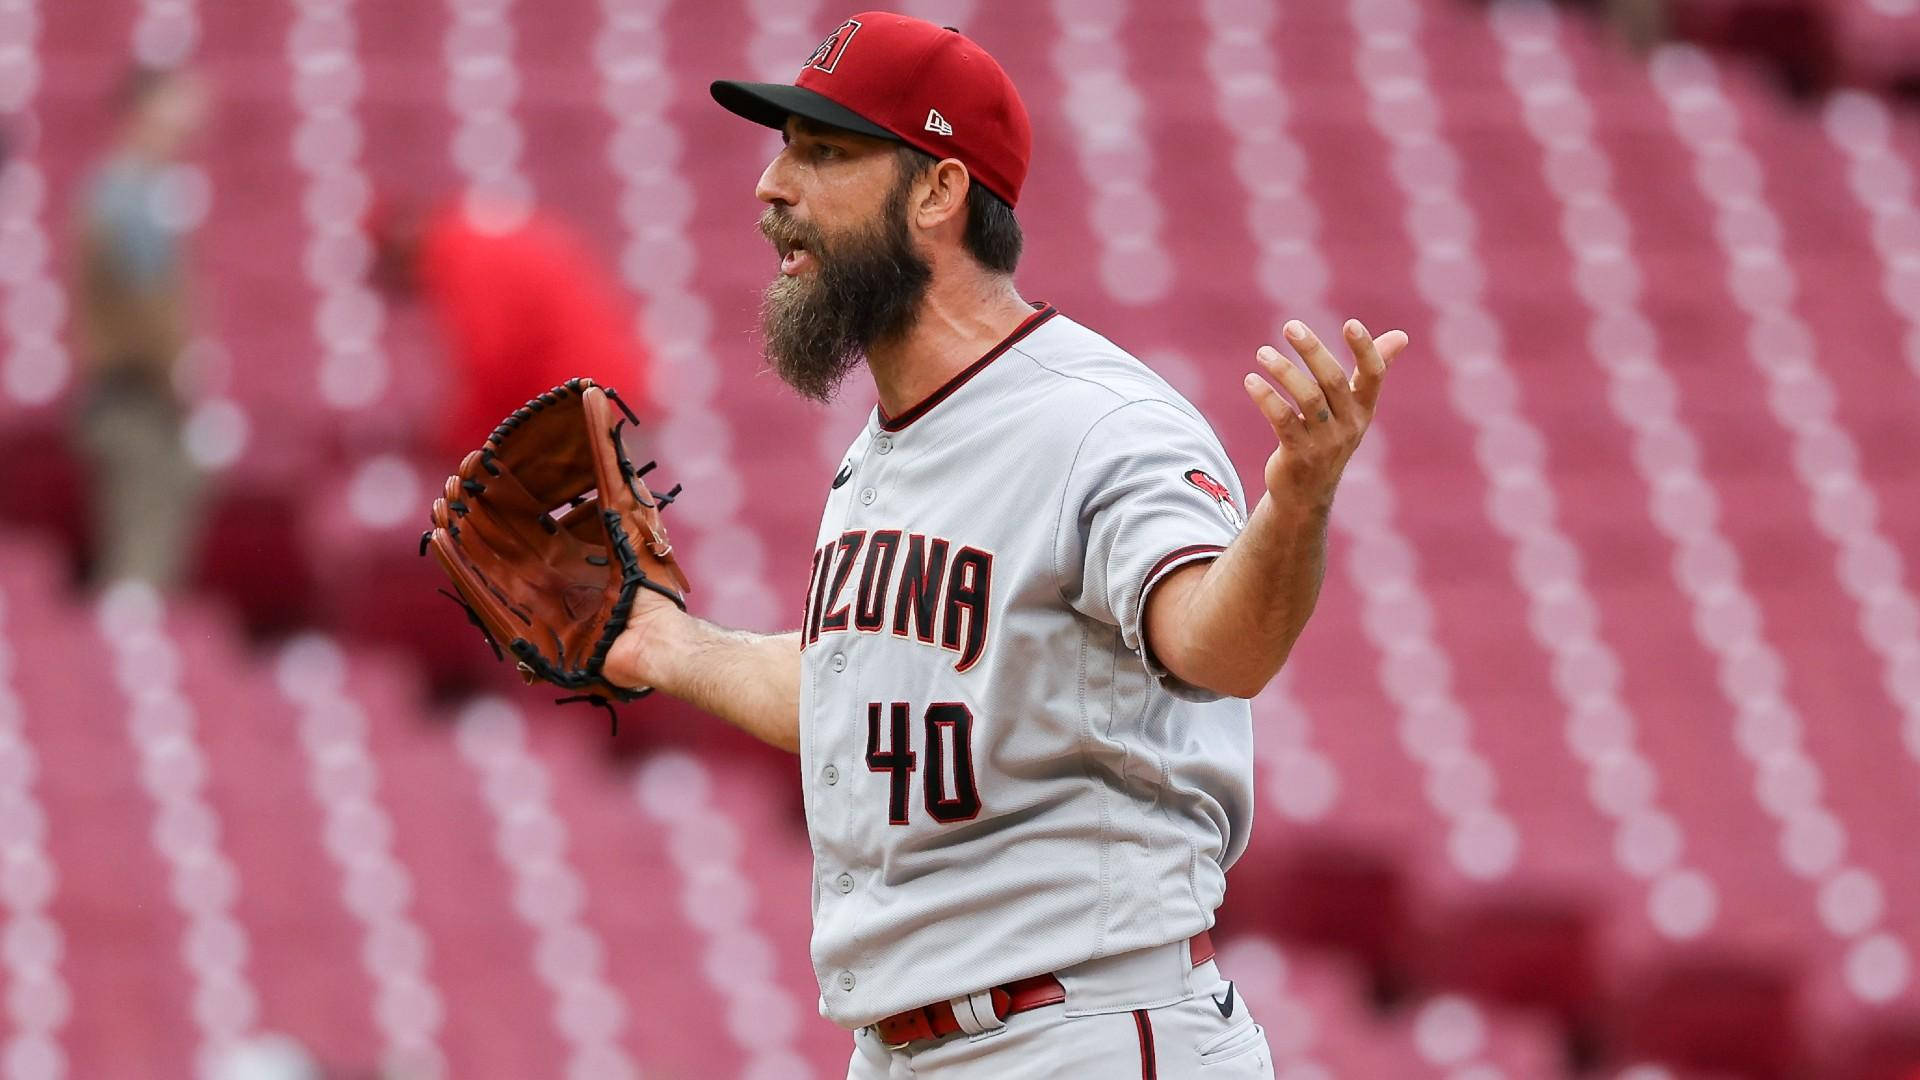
(755, 152, 794, 207)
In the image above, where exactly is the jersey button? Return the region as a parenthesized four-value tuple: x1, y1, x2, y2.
(859, 486, 876, 506)
(830, 653, 847, 673)
(822, 764, 839, 785)
(834, 872, 855, 894)
(874, 435, 893, 455)
(838, 971, 856, 991)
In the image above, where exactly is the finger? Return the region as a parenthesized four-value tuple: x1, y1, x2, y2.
(1345, 319, 1386, 411)
(1349, 323, 1408, 413)
(1257, 342, 1328, 425)
(1283, 320, 1353, 420)
(1242, 368, 1305, 439)
(1376, 329, 1410, 364)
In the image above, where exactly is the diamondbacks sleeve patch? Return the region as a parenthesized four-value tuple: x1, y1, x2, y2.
(1184, 468, 1246, 530)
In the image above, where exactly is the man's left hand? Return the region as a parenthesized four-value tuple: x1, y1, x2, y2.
(1242, 318, 1409, 518)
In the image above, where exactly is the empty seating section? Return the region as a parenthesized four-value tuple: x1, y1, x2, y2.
(0, 0, 1916, 1075)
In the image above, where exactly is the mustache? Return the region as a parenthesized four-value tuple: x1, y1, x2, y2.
(759, 207, 823, 253)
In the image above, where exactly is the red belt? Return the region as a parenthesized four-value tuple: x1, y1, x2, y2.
(873, 930, 1215, 1048)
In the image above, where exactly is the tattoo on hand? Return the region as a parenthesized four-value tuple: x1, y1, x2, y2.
(1317, 409, 1330, 422)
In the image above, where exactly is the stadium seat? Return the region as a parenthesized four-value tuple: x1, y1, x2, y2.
(0, 411, 89, 580)
(1612, 954, 1806, 1079)
(188, 482, 317, 637)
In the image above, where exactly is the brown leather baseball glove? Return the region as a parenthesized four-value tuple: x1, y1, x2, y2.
(421, 378, 688, 723)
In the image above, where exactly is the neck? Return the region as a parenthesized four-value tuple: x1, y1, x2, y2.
(865, 271, 1034, 419)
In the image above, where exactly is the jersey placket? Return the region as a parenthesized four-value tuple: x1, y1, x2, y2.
(812, 423, 904, 1004)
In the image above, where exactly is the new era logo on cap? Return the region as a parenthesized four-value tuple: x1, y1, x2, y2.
(806, 18, 860, 73)
(924, 109, 952, 136)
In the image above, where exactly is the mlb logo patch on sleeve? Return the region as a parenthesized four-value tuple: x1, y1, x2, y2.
(1184, 468, 1246, 530)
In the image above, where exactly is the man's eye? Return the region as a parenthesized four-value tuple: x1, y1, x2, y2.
(814, 144, 839, 160)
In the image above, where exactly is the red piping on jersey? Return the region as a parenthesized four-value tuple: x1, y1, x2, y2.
(1144, 544, 1227, 586)
(1133, 1009, 1157, 1079)
(877, 303, 1058, 432)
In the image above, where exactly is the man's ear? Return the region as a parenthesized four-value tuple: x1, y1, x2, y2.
(913, 158, 971, 233)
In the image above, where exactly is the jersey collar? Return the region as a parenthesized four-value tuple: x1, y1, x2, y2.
(876, 303, 1058, 433)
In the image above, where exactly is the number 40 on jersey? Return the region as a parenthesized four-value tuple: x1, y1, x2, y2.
(865, 701, 981, 825)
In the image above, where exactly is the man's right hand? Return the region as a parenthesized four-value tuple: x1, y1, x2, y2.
(603, 589, 689, 694)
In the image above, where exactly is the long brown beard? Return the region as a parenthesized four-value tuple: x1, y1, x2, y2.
(759, 172, 932, 403)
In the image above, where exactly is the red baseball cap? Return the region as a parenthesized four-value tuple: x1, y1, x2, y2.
(710, 12, 1032, 207)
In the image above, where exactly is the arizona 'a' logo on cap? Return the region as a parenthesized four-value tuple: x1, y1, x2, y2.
(804, 18, 861, 73)
(1185, 468, 1246, 530)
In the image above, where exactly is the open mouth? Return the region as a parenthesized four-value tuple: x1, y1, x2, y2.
(777, 236, 814, 276)
(763, 210, 820, 278)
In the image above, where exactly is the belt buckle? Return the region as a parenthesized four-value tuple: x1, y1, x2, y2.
(878, 1006, 938, 1051)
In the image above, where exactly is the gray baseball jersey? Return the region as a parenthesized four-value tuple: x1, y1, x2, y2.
(798, 305, 1256, 1029)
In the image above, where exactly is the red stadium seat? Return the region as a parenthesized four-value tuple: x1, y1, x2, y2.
(187, 482, 316, 637)
(1419, 894, 1605, 1036)
(0, 411, 89, 580)
(1613, 954, 1807, 1079)
(1831, 1022, 1920, 1080)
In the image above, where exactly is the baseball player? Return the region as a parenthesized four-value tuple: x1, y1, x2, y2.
(603, 12, 1407, 1077)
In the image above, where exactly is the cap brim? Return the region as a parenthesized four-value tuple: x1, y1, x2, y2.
(710, 80, 899, 142)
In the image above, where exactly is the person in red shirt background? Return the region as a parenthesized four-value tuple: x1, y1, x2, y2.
(366, 193, 656, 464)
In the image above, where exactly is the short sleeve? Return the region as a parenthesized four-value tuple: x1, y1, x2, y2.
(1054, 399, 1248, 676)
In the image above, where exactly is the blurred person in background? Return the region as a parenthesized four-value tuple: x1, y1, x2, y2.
(69, 63, 209, 589)
(365, 193, 658, 467)
(1604, 0, 1668, 49)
